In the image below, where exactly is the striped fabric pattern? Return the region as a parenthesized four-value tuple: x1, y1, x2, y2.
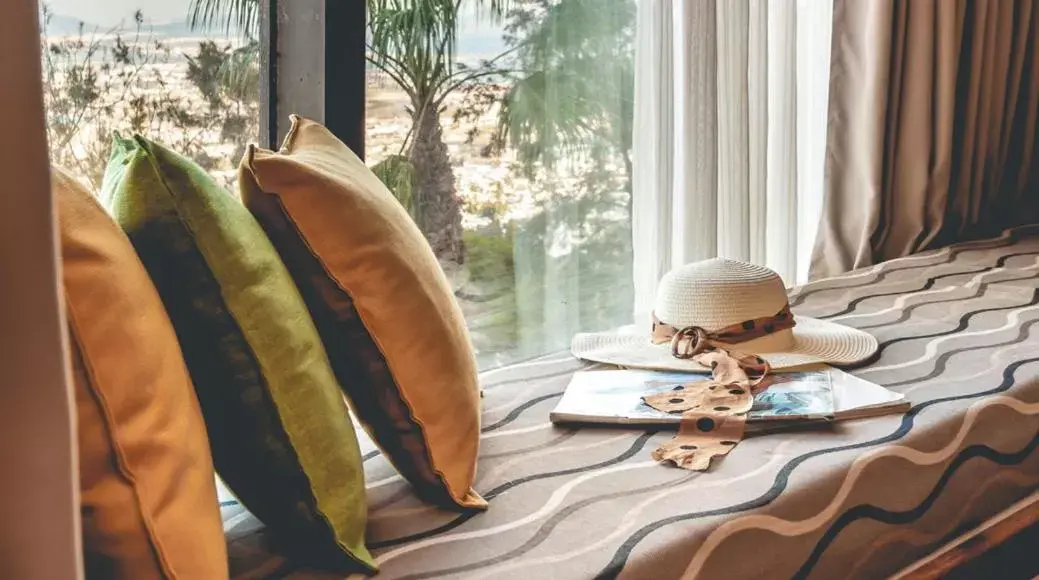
(226, 225, 1039, 579)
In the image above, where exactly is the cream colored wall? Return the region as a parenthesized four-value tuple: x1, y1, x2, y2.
(0, 1, 83, 579)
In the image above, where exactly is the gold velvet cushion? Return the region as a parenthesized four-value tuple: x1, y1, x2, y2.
(239, 116, 485, 510)
(56, 166, 227, 579)
(101, 135, 375, 572)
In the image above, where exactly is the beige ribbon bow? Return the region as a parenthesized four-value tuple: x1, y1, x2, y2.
(643, 305, 794, 470)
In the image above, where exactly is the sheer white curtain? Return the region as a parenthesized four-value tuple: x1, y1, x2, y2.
(631, 0, 833, 324)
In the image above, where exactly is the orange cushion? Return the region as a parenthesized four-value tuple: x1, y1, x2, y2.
(57, 167, 227, 579)
(239, 116, 485, 509)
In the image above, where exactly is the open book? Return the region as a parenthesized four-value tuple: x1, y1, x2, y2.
(550, 365, 907, 429)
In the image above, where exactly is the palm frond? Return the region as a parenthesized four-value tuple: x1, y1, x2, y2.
(188, 0, 259, 38)
(219, 42, 260, 103)
(367, 0, 509, 99)
(371, 154, 418, 217)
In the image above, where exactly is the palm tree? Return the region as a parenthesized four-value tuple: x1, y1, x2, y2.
(366, 0, 514, 266)
(188, 0, 510, 267)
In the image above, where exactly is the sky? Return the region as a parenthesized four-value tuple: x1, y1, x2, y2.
(44, 0, 497, 28)
(44, 0, 194, 26)
(43, 0, 506, 54)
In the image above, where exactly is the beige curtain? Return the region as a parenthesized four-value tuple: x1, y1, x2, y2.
(0, 1, 82, 579)
(811, 0, 1039, 278)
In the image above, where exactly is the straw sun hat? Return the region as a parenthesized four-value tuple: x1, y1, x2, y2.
(571, 258, 878, 371)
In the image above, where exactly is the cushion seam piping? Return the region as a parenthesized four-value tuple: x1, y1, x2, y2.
(248, 167, 477, 507)
(65, 294, 180, 579)
(139, 142, 375, 569)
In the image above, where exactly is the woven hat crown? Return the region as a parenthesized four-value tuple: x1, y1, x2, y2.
(654, 258, 788, 331)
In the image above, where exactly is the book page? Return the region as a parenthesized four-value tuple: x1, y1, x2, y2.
(551, 367, 905, 426)
(552, 369, 835, 425)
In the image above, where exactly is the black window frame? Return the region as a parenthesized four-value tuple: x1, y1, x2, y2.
(259, 0, 367, 159)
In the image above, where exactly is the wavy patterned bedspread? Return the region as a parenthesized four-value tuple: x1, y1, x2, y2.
(225, 227, 1039, 579)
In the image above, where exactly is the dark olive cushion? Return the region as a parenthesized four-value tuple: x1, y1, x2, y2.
(101, 134, 375, 573)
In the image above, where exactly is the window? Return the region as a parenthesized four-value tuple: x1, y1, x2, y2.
(39, 0, 258, 192)
(39, 0, 634, 371)
(365, 0, 636, 369)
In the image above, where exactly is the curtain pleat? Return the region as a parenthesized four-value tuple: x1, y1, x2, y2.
(880, 0, 923, 258)
(1000, 2, 1032, 186)
(766, 0, 798, 281)
(671, 0, 718, 267)
(632, 0, 675, 323)
(813, 0, 890, 278)
(794, 0, 833, 282)
(1013, 2, 1039, 200)
(716, 0, 751, 259)
(748, 0, 769, 266)
(922, 1, 960, 255)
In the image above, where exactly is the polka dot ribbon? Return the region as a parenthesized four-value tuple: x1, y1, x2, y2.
(650, 304, 796, 358)
(643, 351, 766, 469)
(643, 306, 795, 471)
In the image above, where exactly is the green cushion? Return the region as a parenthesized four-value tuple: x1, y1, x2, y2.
(101, 135, 375, 573)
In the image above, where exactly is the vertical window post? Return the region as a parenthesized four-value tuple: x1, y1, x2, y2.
(260, 0, 366, 158)
(325, 1, 367, 159)
(259, 0, 278, 149)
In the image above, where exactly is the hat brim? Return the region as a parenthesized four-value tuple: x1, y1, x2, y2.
(571, 316, 878, 372)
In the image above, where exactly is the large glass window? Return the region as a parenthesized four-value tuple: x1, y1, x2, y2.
(39, 0, 634, 371)
(38, 0, 258, 192)
(366, 0, 636, 369)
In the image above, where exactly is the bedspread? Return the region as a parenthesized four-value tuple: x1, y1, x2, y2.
(225, 225, 1039, 579)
